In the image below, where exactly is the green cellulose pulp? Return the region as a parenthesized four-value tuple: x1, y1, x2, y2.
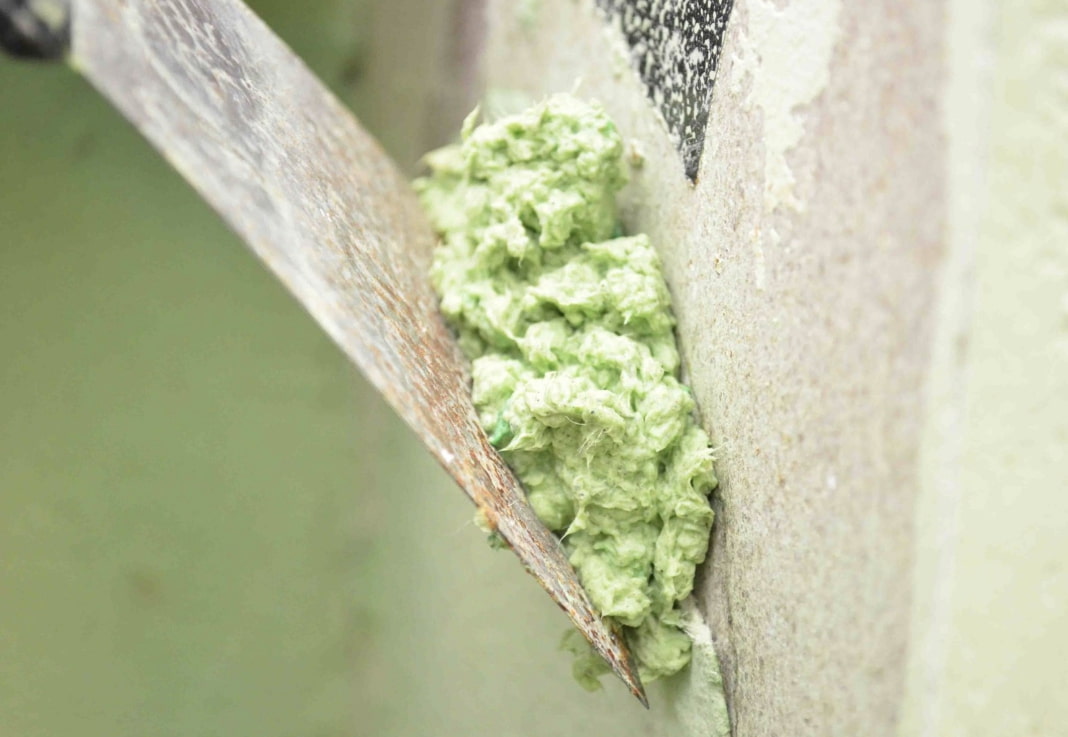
(416, 94, 716, 687)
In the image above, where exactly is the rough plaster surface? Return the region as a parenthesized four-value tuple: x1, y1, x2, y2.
(482, 1, 944, 734)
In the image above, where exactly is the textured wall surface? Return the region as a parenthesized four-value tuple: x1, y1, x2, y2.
(480, 1, 944, 734)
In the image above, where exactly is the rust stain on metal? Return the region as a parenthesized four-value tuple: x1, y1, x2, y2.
(68, 0, 646, 704)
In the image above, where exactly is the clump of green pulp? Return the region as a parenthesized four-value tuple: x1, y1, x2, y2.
(416, 94, 716, 686)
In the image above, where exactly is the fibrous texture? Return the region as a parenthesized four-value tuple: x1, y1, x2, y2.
(416, 94, 716, 685)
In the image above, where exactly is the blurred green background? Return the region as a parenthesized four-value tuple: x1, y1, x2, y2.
(0, 1, 656, 735)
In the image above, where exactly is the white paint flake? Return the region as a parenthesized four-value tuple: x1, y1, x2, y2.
(734, 0, 842, 212)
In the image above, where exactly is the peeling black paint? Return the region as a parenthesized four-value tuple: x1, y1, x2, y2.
(596, 0, 734, 181)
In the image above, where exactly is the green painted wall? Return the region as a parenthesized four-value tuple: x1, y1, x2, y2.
(902, 0, 1068, 734)
(0, 8, 373, 733)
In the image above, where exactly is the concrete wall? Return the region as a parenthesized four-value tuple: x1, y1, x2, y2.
(480, 1, 940, 734)
(474, 0, 1068, 734)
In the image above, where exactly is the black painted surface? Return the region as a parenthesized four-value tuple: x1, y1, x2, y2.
(597, 0, 733, 181)
(0, 0, 70, 60)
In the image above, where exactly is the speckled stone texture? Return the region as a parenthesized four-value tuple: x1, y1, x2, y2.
(595, 0, 733, 180)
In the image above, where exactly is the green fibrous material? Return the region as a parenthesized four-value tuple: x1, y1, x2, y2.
(416, 94, 717, 686)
